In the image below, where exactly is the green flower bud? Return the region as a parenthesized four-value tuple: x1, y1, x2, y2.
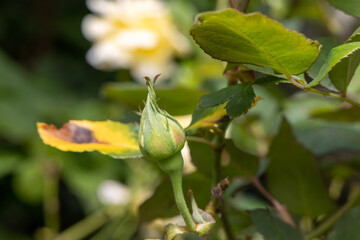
(138, 75, 186, 162)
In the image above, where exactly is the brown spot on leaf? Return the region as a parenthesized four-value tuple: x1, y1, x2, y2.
(41, 122, 105, 144)
(72, 127, 94, 143)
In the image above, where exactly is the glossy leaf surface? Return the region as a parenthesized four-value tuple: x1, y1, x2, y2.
(186, 104, 228, 133)
(199, 83, 256, 117)
(191, 9, 320, 76)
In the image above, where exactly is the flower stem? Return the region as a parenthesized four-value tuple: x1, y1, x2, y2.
(167, 159, 196, 232)
(159, 153, 196, 231)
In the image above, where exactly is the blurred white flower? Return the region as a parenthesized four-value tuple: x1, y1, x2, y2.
(82, 0, 191, 81)
(181, 141, 196, 174)
(97, 180, 130, 205)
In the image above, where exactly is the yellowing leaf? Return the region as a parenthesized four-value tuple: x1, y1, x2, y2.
(37, 120, 142, 159)
(187, 97, 261, 133)
(186, 104, 228, 132)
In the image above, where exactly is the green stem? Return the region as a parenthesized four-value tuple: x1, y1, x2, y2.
(211, 123, 234, 240)
(54, 208, 116, 240)
(169, 169, 196, 232)
(306, 185, 360, 239)
(158, 153, 196, 232)
(288, 77, 360, 109)
(213, 136, 224, 186)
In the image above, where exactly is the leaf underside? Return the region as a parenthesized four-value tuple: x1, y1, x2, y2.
(306, 42, 360, 88)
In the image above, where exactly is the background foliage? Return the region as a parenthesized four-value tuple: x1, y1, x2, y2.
(1, 0, 360, 239)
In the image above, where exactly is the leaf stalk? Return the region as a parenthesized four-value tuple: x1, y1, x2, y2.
(288, 76, 360, 109)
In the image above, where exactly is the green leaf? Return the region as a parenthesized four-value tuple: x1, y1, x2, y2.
(266, 118, 335, 217)
(246, 64, 305, 82)
(329, 28, 360, 93)
(250, 209, 305, 240)
(329, 55, 360, 93)
(186, 104, 228, 133)
(225, 83, 256, 117)
(254, 75, 286, 85)
(347, 26, 360, 43)
(306, 42, 360, 88)
(199, 85, 239, 107)
(307, 38, 341, 83)
(293, 120, 360, 156)
(328, 206, 360, 240)
(199, 83, 256, 118)
(190, 9, 320, 76)
(327, 0, 360, 17)
(312, 107, 360, 122)
(188, 141, 214, 177)
(189, 190, 215, 236)
(102, 82, 207, 115)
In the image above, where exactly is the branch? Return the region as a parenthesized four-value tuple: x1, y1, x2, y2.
(239, 0, 250, 12)
(251, 178, 296, 227)
(288, 76, 360, 109)
(54, 207, 123, 240)
(211, 123, 235, 240)
(306, 184, 360, 239)
(229, 0, 238, 9)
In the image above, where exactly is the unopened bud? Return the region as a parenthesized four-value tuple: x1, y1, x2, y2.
(138, 75, 186, 162)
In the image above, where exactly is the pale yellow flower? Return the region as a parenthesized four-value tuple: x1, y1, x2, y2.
(82, 0, 191, 81)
